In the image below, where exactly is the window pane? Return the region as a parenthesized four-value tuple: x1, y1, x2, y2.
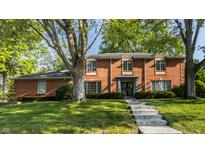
(123, 60, 132, 71)
(87, 61, 96, 72)
(152, 80, 171, 92)
(156, 60, 165, 71)
(38, 80, 46, 94)
(85, 81, 101, 94)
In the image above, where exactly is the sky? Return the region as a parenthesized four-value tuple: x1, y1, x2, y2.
(88, 23, 205, 61)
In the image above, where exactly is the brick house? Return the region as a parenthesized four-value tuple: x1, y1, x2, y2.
(84, 53, 185, 96)
(14, 53, 185, 97)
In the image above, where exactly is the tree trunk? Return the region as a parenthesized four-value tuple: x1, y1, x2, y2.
(2, 72, 8, 93)
(72, 61, 85, 102)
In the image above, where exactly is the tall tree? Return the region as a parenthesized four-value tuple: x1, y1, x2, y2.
(100, 19, 184, 55)
(29, 19, 103, 101)
(0, 20, 44, 93)
(175, 19, 205, 98)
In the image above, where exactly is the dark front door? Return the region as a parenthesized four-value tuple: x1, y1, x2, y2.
(121, 82, 134, 97)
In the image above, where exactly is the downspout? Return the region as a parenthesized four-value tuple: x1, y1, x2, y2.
(144, 58, 146, 93)
(109, 59, 112, 92)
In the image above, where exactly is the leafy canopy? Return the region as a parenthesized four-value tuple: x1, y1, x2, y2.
(100, 19, 184, 55)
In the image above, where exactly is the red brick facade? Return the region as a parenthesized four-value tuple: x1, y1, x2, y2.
(84, 57, 185, 94)
(14, 79, 71, 97)
(14, 55, 185, 97)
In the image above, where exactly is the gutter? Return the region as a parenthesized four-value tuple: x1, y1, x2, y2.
(109, 58, 112, 92)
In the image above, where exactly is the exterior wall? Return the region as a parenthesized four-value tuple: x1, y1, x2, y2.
(145, 59, 185, 91)
(14, 79, 70, 97)
(84, 58, 185, 93)
(84, 59, 110, 93)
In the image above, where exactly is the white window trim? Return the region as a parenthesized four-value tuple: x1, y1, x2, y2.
(122, 59, 133, 73)
(155, 59, 166, 72)
(37, 80, 46, 94)
(86, 59, 97, 75)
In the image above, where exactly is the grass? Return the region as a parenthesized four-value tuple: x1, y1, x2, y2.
(144, 98, 205, 134)
(0, 99, 137, 134)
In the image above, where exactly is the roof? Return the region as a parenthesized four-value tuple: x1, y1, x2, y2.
(13, 70, 72, 80)
(86, 53, 185, 59)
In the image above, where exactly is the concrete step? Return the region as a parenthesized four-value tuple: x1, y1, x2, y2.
(131, 105, 155, 110)
(136, 119, 167, 126)
(138, 126, 182, 134)
(134, 114, 162, 120)
(132, 109, 158, 115)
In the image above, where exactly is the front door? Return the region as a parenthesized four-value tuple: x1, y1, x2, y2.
(121, 82, 134, 97)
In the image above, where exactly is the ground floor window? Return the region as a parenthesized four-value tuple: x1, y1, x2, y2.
(37, 80, 46, 94)
(152, 80, 171, 92)
(85, 81, 101, 94)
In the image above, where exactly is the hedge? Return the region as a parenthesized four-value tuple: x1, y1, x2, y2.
(134, 91, 176, 99)
(86, 92, 125, 99)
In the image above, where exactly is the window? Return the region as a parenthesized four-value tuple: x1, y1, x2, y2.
(152, 80, 171, 92)
(85, 81, 101, 94)
(156, 60, 165, 71)
(38, 80, 46, 94)
(123, 60, 133, 71)
(86, 60, 96, 72)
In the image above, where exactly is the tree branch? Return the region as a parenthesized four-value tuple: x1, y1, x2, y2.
(195, 58, 205, 72)
(175, 19, 186, 44)
(85, 20, 104, 53)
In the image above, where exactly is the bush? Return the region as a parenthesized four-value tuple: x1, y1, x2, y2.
(155, 91, 176, 98)
(0, 92, 16, 103)
(17, 96, 57, 101)
(56, 83, 73, 100)
(134, 91, 155, 99)
(134, 91, 175, 99)
(172, 84, 184, 97)
(195, 80, 205, 97)
(196, 70, 205, 83)
(86, 94, 100, 99)
(98, 92, 125, 99)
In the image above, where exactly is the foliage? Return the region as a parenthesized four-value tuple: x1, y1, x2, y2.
(17, 96, 57, 102)
(172, 84, 184, 97)
(0, 99, 137, 133)
(100, 19, 184, 55)
(98, 92, 125, 99)
(196, 70, 205, 83)
(145, 98, 205, 133)
(55, 83, 73, 100)
(0, 92, 16, 103)
(86, 93, 100, 99)
(195, 80, 205, 97)
(135, 91, 175, 99)
(0, 20, 45, 76)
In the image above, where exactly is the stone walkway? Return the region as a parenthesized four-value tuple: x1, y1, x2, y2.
(126, 99, 182, 134)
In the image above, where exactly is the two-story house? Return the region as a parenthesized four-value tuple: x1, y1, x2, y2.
(13, 53, 185, 97)
(84, 53, 185, 96)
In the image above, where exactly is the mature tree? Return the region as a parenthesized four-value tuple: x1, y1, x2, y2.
(29, 20, 103, 101)
(175, 19, 205, 98)
(100, 19, 184, 55)
(0, 20, 44, 93)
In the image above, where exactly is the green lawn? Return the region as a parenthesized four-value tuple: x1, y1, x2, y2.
(144, 98, 205, 134)
(0, 99, 137, 134)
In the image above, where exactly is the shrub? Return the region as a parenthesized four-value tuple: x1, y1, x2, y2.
(172, 84, 184, 97)
(155, 91, 176, 98)
(17, 96, 57, 101)
(195, 80, 205, 97)
(56, 83, 73, 100)
(86, 94, 100, 99)
(0, 92, 16, 103)
(98, 92, 125, 99)
(134, 91, 155, 99)
(196, 70, 205, 83)
(134, 91, 175, 99)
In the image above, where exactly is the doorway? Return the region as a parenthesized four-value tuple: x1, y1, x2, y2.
(121, 82, 134, 97)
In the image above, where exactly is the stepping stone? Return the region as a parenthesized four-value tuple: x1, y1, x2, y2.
(134, 114, 162, 120)
(131, 105, 155, 110)
(138, 126, 182, 134)
(132, 109, 158, 115)
(136, 119, 167, 126)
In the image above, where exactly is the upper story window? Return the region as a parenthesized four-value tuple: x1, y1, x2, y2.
(123, 60, 133, 71)
(86, 60, 96, 73)
(155, 60, 165, 71)
(37, 80, 46, 94)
